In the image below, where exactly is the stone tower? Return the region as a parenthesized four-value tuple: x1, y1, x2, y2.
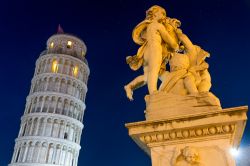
(9, 29, 90, 166)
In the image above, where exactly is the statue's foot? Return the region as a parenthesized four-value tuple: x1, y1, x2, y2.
(124, 85, 133, 101)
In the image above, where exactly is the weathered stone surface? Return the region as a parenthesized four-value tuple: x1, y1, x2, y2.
(145, 92, 221, 120)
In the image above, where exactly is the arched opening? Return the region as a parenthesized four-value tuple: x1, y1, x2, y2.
(64, 132, 68, 139)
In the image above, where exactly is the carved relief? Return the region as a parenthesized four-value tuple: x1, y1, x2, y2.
(140, 124, 235, 144)
(172, 146, 203, 166)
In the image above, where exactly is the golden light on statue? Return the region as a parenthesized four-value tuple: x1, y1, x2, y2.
(124, 5, 248, 166)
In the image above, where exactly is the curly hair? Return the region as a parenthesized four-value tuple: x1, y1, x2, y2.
(183, 146, 199, 158)
(146, 5, 167, 21)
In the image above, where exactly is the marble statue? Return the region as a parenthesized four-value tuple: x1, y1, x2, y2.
(125, 6, 247, 166)
(124, 5, 213, 101)
(124, 5, 180, 100)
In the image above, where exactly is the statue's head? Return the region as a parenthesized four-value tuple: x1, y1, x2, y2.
(146, 5, 166, 22)
(194, 45, 210, 65)
(182, 146, 199, 163)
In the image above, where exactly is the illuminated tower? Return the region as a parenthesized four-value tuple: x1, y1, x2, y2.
(9, 28, 89, 166)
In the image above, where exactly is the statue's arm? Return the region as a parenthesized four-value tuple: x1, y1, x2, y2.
(176, 30, 195, 54)
(158, 24, 179, 51)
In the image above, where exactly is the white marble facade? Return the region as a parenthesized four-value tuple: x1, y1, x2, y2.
(9, 33, 89, 166)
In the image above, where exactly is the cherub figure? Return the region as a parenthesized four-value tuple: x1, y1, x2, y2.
(172, 146, 204, 166)
(124, 5, 180, 100)
(159, 29, 212, 95)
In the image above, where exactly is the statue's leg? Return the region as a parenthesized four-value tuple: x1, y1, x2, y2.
(124, 75, 147, 101)
(158, 71, 170, 91)
(147, 53, 162, 94)
(198, 70, 211, 92)
(184, 74, 198, 94)
(159, 71, 170, 82)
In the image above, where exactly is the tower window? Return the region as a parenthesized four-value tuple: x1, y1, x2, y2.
(64, 133, 68, 139)
(67, 41, 72, 48)
(52, 60, 59, 73)
(72, 66, 78, 77)
(50, 42, 54, 48)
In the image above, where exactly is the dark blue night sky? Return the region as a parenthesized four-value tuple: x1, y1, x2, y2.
(0, 0, 249, 165)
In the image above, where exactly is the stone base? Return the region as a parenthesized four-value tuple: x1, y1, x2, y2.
(126, 106, 248, 166)
(145, 92, 222, 121)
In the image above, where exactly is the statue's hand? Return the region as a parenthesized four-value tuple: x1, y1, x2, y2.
(170, 18, 181, 28)
(176, 28, 182, 34)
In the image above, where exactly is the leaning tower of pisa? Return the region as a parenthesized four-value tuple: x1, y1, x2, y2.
(9, 29, 90, 166)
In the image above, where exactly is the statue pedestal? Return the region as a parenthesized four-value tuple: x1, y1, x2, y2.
(125, 105, 248, 166)
(145, 92, 222, 121)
